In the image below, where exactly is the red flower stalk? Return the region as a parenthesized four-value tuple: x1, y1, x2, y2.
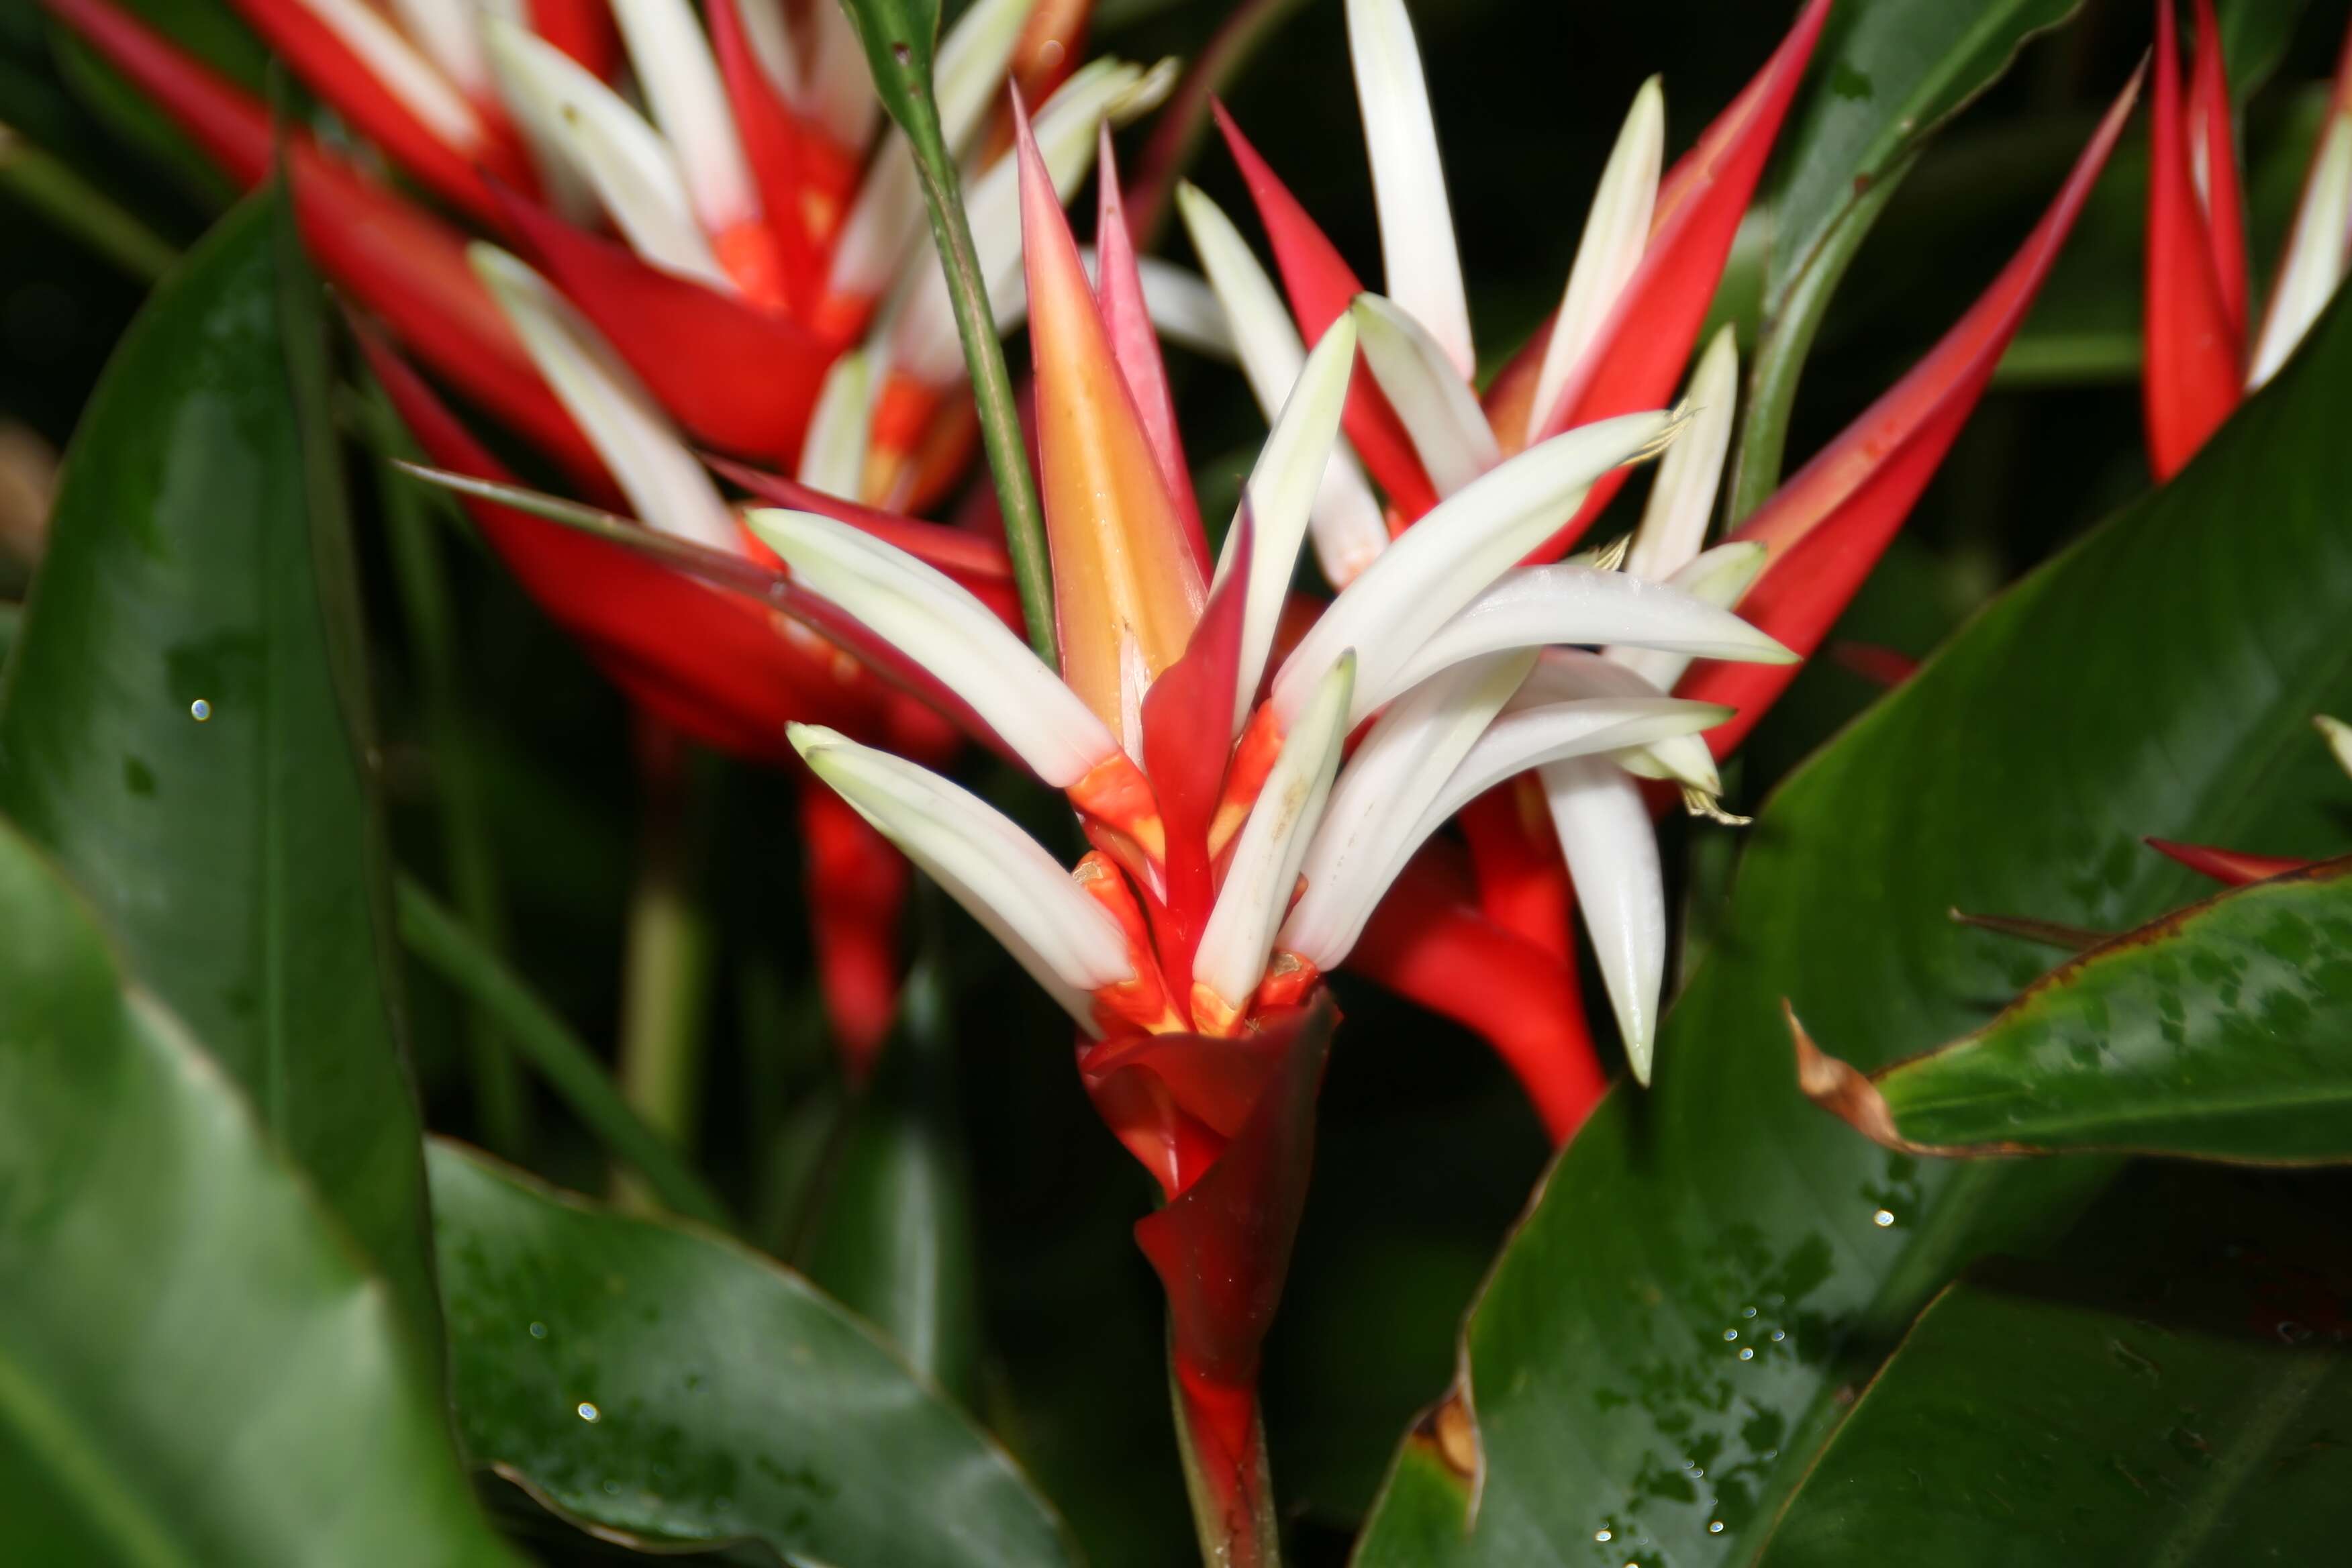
(2145, 0, 2352, 479)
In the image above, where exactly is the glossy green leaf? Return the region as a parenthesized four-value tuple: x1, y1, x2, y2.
(1751, 1169, 2352, 1565)
(430, 1139, 1080, 1566)
(1796, 858, 2352, 1163)
(0, 194, 439, 1344)
(2219, 0, 2312, 100)
(797, 958, 984, 1405)
(1733, 0, 2086, 512)
(0, 818, 518, 1567)
(1352, 288, 2352, 1565)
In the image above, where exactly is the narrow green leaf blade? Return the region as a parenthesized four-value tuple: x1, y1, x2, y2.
(0, 193, 439, 1344)
(0, 820, 518, 1566)
(430, 1140, 1079, 1567)
(1353, 287, 2352, 1565)
(1799, 859, 2352, 1163)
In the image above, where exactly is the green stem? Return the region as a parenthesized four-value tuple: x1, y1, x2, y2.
(0, 124, 177, 283)
(361, 391, 528, 1156)
(614, 730, 718, 1213)
(862, 17, 1057, 665)
(395, 877, 733, 1229)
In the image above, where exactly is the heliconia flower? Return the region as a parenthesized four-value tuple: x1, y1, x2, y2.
(2145, 0, 2352, 479)
(1183, 0, 2139, 1119)
(38, 0, 1222, 509)
(759, 105, 1791, 1539)
(2144, 714, 2349, 885)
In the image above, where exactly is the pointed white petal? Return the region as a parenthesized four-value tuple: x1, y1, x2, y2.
(485, 20, 733, 292)
(1371, 560, 1794, 713)
(1193, 654, 1355, 1014)
(887, 58, 1175, 385)
(1529, 77, 1663, 434)
(796, 350, 875, 497)
(1416, 694, 1729, 836)
(470, 244, 740, 552)
(792, 726, 1132, 1031)
(1278, 652, 1532, 970)
(1522, 648, 1719, 793)
(801, 0, 881, 152)
(747, 508, 1120, 786)
(611, 0, 761, 236)
(1346, 0, 1472, 377)
(1175, 181, 1389, 587)
(826, 0, 1033, 302)
(1351, 291, 1499, 497)
(1609, 539, 1770, 692)
(1274, 408, 1677, 729)
(1539, 756, 1665, 1084)
(1624, 323, 1738, 583)
(1212, 316, 1359, 732)
(2251, 113, 2352, 387)
(297, 0, 486, 153)
(2317, 714, 2352, 780)
(734, 0, 799, 100)
(387, 0, 490, 99)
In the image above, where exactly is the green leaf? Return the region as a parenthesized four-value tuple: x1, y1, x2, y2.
(0, 818, 518, 1566)
(797, 958, 984, 1405)
(1732, 0, 2087, 513)
(0, 193, 440, 1346)
(430, 1138, 1081, 1566)
(2219, 0, 2311, 100)
(1351, 287, 2352, 1565)
(1751, 1169, 2352, 1565)
(1795, 858, 2352, 1164)
(832, 0, 941, 132)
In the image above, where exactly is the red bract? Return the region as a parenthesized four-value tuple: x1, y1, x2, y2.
(1681, 72, 2141, 758)
(2146, 838, 2316, 887)
(2145, 0, 2245, 481)
(1092, 997, 1333, 1559)
(38, 0, 602, 481)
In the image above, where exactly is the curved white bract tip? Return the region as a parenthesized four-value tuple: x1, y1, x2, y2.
(1214, 315, 1359, 732)
(731, 0, 799, 99)
(826, 0, 1034, 302)
(469, 244, 740, 553)
(1371, 560, 1794, 714)
(888, 58, 1173, 385)
(610, 0, 760, 236)
(1415, 694, 1729, 837)
(1540, 756, 1664, 1084)
(1530, 76, 1664, 436)
(1346, 0, 1473, 378)
(1273, 409, 1676, 730)
(1192, 654, 1355, 1015)
(797, 351, 875, 499)
(1351, 291, 1500, 498)
(1176, 182, 1389, 588)
(748, 509, 1120, 787)
(297, 0, 487, 154)
(1520, 648, 1720, 795)
(791, 726, 1134, 1032)
(1624, 323, 1738, 584)
(485, 20, 732, 292)
(2251, 113, 2352, 389)
(1279, 651, 1534, 971)
(2317, 714, 2352, 780)
(1608, 538, 1771, 693)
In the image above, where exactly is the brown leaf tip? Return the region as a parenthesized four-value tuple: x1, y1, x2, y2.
(1785, 1001, 1904, 1149)
(1411, 1383, 1481, 1483)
